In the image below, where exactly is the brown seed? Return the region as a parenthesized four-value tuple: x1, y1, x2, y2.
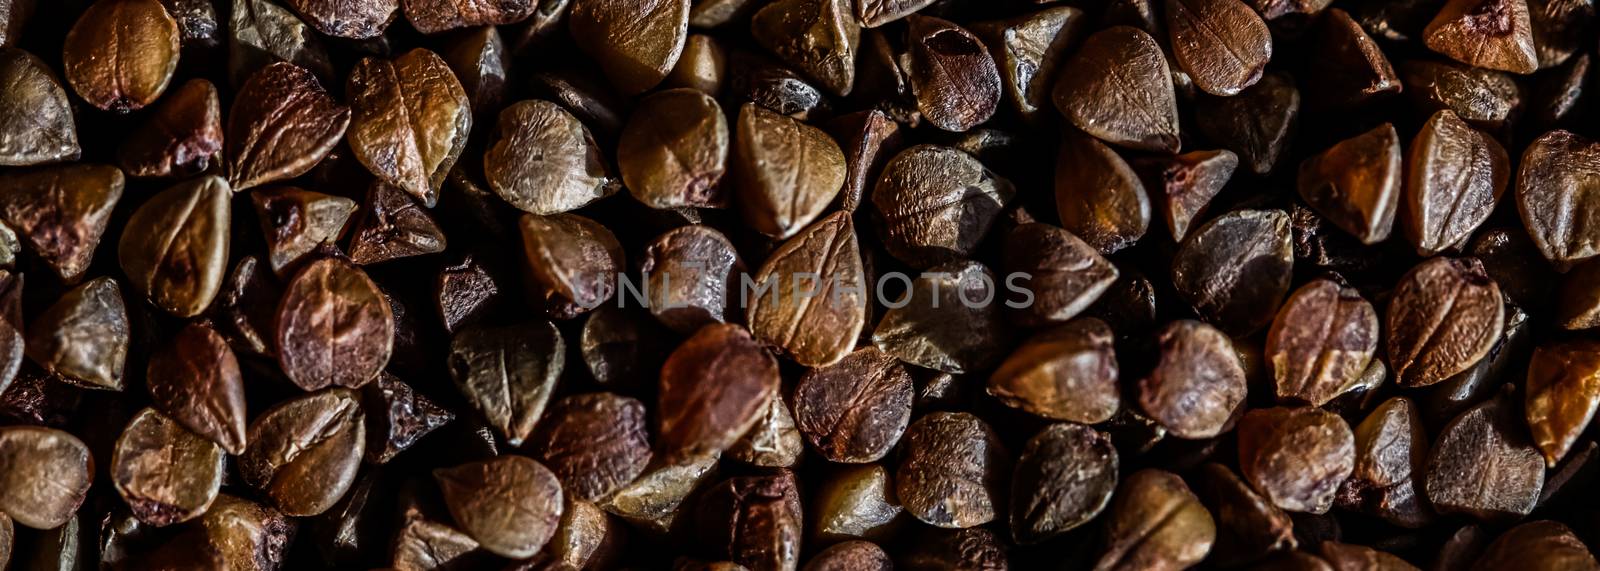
(1528, 0, 1593, 68)
(1532, 52, 1589, 130)
(442, 25, 508, 124)
(346, 48, 471, 207)
(485, 99, 618, 215)
(813, 464, 901, 541)
(0, 426, 91, 529)
(1003, 223, 1119, 326)
(62, 0, 179, 112)
(666, 34, 726, 94)
(284, 0, 397, 38)
(1166, 0, 1271, 96)
(1250, 0, 1332, 18)
(0, 513, 9, 568)
(227, 0, 333, 89)
(448, 321, 565, 446)
(146, 322, 248, 455)
(855, 0, 931, 27)
(362, 372, 453, 463)
(194, 494, 294, 571)
(1265, 278, 1379, 406)
(750, 0, 857, 96)
(729, 392, 804, 468)
(0, 163, 123, 282)
(0, 48, 79, 166)
(1194, 72, 1299, 175)
(731, 51, 835, 121)
(1399, 60, 1522, 134)
(746, 212, 866, 368)
(1131, 150, 1237, 242)
(581, 304, 667, 390)
(250, 187, 357, 275)
(436, 455, 565, 559)
(793, 347, 913, 464)
(118, 175, 231, 317)
(1316, 542, 1419, 570)
(1052, 26, 1180, 153)
(1304, 9, 1401, 110)
(972, 7, 1088, 124)
(520, 212, 624, 318)
(1517, 130, 1600, 270)
(117, 78, 223, 178)
(896, 411, 1008, 529)
(1010, 423, 1117, 544)
(548, 497, 624, 569)
(900, 15, 1001, 133)
(1385, 257, 1504, 387)
(1336, 397, 1431, 528)
(733, 104, 847, 238)
(1473, 521, 1600, 570)
(600, 453, 720, 534)
(988, 318, 1120, 424)
(241, 388, 366, 516)
(403, 0, 535, 33)
(1138, 320, 1248, 439)
(275, 257, 393, 390)
(641, 225, 744, 334)
(1093, 469, 1215, 571)
(569, 0, 688, 94)
(528, 392, 653, 501)
(391, 511, 484, 570)
(1172, 209, 1294, 336)
(1524, 339, 1600, 467)
(226, 62, 351, 191)
(659, 324, 780, 458)
(1470, 227, 1555, 310)
(1403, 110, 1510, 256)
(0, 272, 20, 396)
(872, 261, 1012, 374)
(1054, 131, 1152, 255)
(112, 408, 225, 526)
(436, 255, 500, 334)
(1196, 463, 1295, 567)
(1423, 0, 1538, 74)
(804, 541, 891, 571)
(1425, 390, 1544, 521)
(618, 88, 729, 209)
(1237, 407, 1356, 514)
(873, 144, 1015, 268)
(1556, 259, 1600, 329)
(695, 471, 804, 571)
(347, 182, 448, 265)
(27, 276, 129, 390)
(1297, 124, 1402, 245)
(211, 256, 281, 356)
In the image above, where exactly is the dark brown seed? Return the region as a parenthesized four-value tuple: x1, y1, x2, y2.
(1528, 0, 1593, 68)
(0, 48, 79, 166)
(1197, 463, 1295, 567)
(733, 104, 847, 238)
(855, 0, 930, 27)
(695, 471, 804, 571)
(729, 395, 804, 469)
(529, 392, 653, 501)
(1195, 72, 1299, 175)
(275, 257, 393, 390)
(347, 182, 448, 265)
(617, 88, 728, 209)
(730, 51, 835, 121)
(972, 7, 1087, 124)
(1385, 257, 1504, 387)
(436, 455, 564, 559)
(226, 62, 352, 191)
(403, 0, 535, 33)
(1093, 469, 1215, 571)
(1400, 60, 1522, 134)
(112, 408, 225, 526)
(1138, 320, 1248, 439)
(146, 322, 248, 455)
(1238, 407, 1356, 514)
(600, 453, 720, 534)
(895, 411, 1008, 529)
(641, 225, 743, 334)
(211, 257, 282, 356)
(746, 212, 865, 367)
(162, 0, 217, 47)
(1470, 227, 1554, 310)
(569, 0, 688, 94)
(250, 187, 357, 275)
(27, 276, 129, 390)
(1403, 110, 1510, 255)
(117, 78, 223, 178)
(1336, 397, 1431, 528)
(1305, 9, 1401, 110)
(1423, 0, 1538, 74)
(901, 15, 1001, 133)
(1131, 149, 1237, 242)
(436, 255, 500, 334)
(0, 514, 9, 568)
(1424, 302, 1532, 425)
(346, 48, 471, 207)
(0, 426, 91, 529)
(1473, 521, 1600, 570)
(62, 0, 180, 112)
(1053, 26, 1180, 152)
(1318, 542, 1419, 570)
(666, 34, 726, 94)
(0, 0, 29, 47)
(581, 305, 666, 389)
(659, 324, 780, 458)
(362, 372, 453, 463)
(1518, 130, 1600, 270)
(0, 272, 20, 396)
(118, 175, 231, 317)
(0, 163, 123, 282)
(1251, 0, 1332, 18)
(1010, 423, 1117, 544)
(1297, 124, 1403, 245)
(485, 99, 618, 215)
(448, 321, 565, 446)
(548, 497, 624, 569)
(813, 464, 900, 541)
(750, 0, 857, 96)
(1524, 339, 1600, 467)
(872, 261, 1012, 374)
(1533, 52, 1589, 130)
(988, 318, 1120, 424)
(192, 495, 294, 570)
(1425, 391, 1544, 521)
(1003, 223, 1119, 326)
(442, 25, 508, 124)
(1265, 278, 1379, 406)
(520, 213, 624, 318)
(804, 541, 891, 571)
(227, 0, 333, 89)
(1166, 0, 1271, 96)
(391, 511, 484, 570)
(793, 347, 913, 464)
(241, 388, 365, 516)
(1557, 259, 1600, 328)
(873, 144, 1015, 268)
(1054, 131, 1151, 255)
(1171, 209, 1294, 336)
(284, 0, 397, 38)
